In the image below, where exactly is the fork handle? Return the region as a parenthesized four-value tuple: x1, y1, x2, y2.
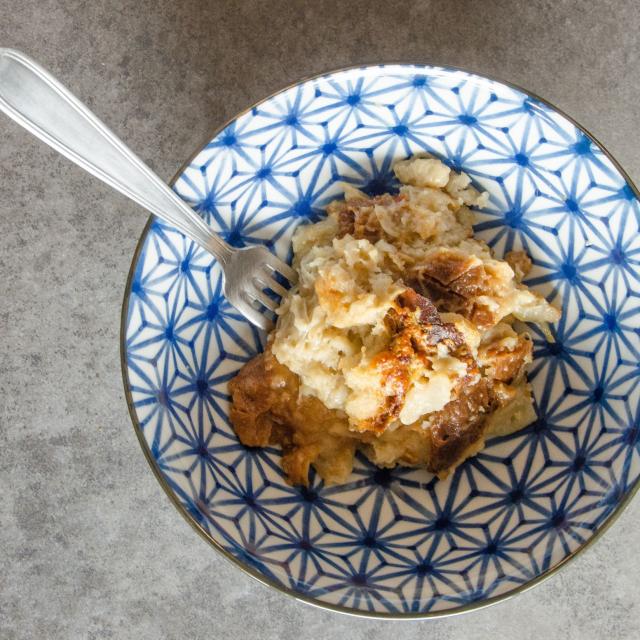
(0, 48, 233, 264)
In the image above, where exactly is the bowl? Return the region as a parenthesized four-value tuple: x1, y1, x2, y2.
(121, 64, 640, 618)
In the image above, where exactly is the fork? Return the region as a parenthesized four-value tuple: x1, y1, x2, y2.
(0, 48, 296, 331)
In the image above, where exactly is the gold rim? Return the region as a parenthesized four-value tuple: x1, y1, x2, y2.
(120, 62, 640, 620)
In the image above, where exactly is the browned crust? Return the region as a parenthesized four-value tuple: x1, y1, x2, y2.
(358, 289, 472, 434)
(330, 193, 405, 242)
(505, 250, 533, 282)
(409, 249, 499, 329)
(425, 378, 493, 474)
(229, 347, 357, 486)
(479, 333, 533, 383)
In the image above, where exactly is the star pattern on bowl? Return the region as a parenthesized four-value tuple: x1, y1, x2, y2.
(123, 65, 640, 615)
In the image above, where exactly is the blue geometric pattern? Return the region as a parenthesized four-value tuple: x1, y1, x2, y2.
(122, 65, 640, 616)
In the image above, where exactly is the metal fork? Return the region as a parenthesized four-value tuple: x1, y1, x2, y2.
(0, 48, 296, 331)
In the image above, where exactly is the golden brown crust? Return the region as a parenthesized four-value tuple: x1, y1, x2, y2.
(228, 353, 280, 447)
(505, 250, 533, 282)
(426, 378, 493, 474)
(478, 333, 533, 383)
(416, 249, 485, 291)
(357, 289, 473, 434)
(409, 249, 502, 329)
(330, 193, 404, 243)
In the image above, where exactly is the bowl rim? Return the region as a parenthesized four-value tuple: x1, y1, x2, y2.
(120, 61, 640, 620)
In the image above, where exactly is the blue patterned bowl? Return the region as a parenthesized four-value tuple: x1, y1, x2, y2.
(121, 64, 640, 618)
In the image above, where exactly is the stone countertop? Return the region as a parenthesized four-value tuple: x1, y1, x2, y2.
(1, 1, 638, 638)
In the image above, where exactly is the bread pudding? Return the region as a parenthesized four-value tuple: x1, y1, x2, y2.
(229, 156, 560, 486)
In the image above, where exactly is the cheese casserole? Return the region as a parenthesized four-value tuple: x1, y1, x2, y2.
(229, 156, 560, 486)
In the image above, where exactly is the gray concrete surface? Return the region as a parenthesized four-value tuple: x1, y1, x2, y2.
(1, 1, 638, 638)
